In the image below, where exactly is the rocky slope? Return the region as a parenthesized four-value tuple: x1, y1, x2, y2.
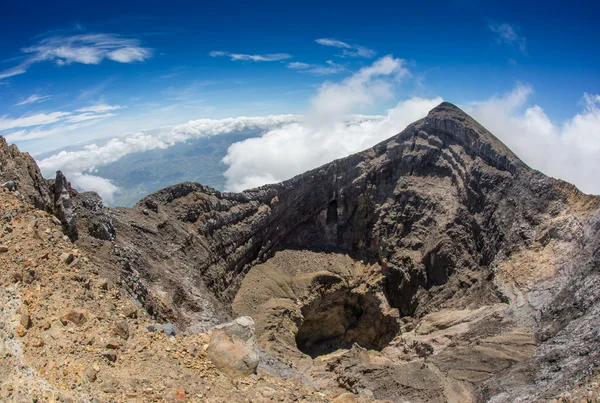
(1, 102, 600, 402)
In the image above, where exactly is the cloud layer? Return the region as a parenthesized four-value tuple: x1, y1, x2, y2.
(223, 56, 427, 191)
(37, 115, 298, 202)
(465, 84, 600, 194)
(0, 33, 152, 80)
(223, 78, 600, 196)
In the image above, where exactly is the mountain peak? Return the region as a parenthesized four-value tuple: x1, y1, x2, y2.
(422, 101, 527, 174)
(427, 101, 466, 116)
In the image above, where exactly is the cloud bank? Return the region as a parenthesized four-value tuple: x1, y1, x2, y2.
(223, 78, 600, 196)
(0, 33, 153, 80)
(37, 115, 298, 202)
(222, 56, 432, 191)
(465, 84, 600, 195)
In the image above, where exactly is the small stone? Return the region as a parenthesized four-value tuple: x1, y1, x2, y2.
(60, 253, 74, 265)
(0, 246, 8, 253)
(15, 325, 27, 337)
(31, 338, 45, 347)
(112, 321, 129, 340)
(172, 390, 187, 401)
(121, 305, 137, 319)
(101, 350, 117, 362)
(62, 310, 86, 326)
(84, 367, 97, 382)
(38, 320, 51, 330)
(11, 271, 23, 283)
(105, 339, 122, 350)
(20, 314, 32, 329)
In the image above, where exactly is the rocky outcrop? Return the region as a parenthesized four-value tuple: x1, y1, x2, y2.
(51, 171, 78, 241)
(0, 136, 52, 210)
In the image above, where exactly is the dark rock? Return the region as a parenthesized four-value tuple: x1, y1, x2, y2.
(52, 171, 78, 241)
(101, 350, 117, 362)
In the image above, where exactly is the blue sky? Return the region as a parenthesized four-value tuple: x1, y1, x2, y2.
(2, 0, 600, 199)
(1, 0, 598, 152)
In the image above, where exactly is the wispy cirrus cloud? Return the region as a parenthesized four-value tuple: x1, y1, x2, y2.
(209, 51, 292, 62)
(76, 104, 123, 113)
(287, 60, 346, 76)
(14, 94, 52, 106)
(315, 38, 376, 58)
(489, 23, 527, 54)
(0, 33, 153, 80)
(0, 104, 123, 141)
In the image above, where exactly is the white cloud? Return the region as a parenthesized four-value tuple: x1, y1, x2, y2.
(222, 56, 423, 191)
(287, 60, 346, 76)
(36, 114, 298, 198)
(463, 84, 600, 194)
(0, 33, 152, 80)
(5, 120, 106, 142)
(68, 172, 120, 204)
(489, 23, 527, 54)
(209, 51, 292, 62)
(76, 104, 123, 113)
(65, 112, 117, 123)
(1, 104, 123, 141)
(222, 74, 600, 196)
(315, 38, 376, 58)
(0, 112, 71, 131)
(15, 94, 52, 106)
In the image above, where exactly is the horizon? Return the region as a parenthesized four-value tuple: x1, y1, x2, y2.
(1, 0, 599, 201)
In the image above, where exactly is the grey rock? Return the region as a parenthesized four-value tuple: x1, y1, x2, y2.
(52, 171, 78, 241)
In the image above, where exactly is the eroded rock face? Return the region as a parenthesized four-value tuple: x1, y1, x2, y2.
(0, 137, 52, 211)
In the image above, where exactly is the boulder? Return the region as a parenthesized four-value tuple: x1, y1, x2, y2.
(207, 316, 260, 377)
(52, 171, 78, 241)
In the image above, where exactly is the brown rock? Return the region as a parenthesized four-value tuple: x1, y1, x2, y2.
(105, 339, 123, 350)
(112, 320, 129, 340)
(19, 313, 32, 329)
(60, 252, 74, 265)
(61, 310, 86, 326)
(15, 325, 27, 337)
(332, 393, 357, 403)
(38, 320, 51, 330)
(121, 305, 137, 319)
(207, 316, 260, 377)
(101, 350, 117, 362)
(84, 367, 97, 382)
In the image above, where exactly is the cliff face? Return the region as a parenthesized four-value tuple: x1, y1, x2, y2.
(2, 102, 600, 402)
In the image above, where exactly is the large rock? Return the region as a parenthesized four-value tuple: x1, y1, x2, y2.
(0, 136, 52, 210)
(52, 171, 78, 241)
(207, 316, 260, 377)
